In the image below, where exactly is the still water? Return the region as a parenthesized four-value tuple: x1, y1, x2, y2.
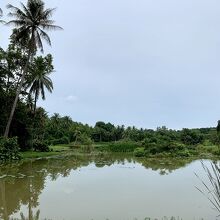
(0, 154, 218, 220)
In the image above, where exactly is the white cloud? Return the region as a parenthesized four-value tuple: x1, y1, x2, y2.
(65, 95, 78, 102)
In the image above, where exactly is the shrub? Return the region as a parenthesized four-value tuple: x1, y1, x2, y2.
(79, 134, 94, 153)
(148, 146, 159, 155)
(33, 139, 50, 152)
(0, 137, 21, 161)
(78, 133, 93, 145)
(180, 128, 204, 146)
(177, 149, 191, 157)
(107, 140, 141, 152)
(134, 147, 145, 157)
(51, 136, 70, 145)
(166, 142, 186, 151)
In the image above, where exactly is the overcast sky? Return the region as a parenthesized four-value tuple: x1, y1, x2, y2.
(1, 0, 220, 129)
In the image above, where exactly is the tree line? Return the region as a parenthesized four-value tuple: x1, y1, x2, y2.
(0, 0, 62, 158)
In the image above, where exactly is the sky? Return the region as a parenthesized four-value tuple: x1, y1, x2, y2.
(1, 0, 220, 129)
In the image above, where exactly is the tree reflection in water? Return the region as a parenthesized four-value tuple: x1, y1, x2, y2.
(0, 154, 194, 219)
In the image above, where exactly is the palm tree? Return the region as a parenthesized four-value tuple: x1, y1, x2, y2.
(26, 94, 34, 111)
(74, 129, 81, 145)
(27, 55, 54, 112)
(4, 0, 62, 137)
(0, 8, 4, 24)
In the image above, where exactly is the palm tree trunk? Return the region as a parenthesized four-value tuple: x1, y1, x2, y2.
(4, 48, 32, 138)
(34, 91, 37, 113)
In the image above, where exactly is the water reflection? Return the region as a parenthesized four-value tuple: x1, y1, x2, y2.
(0, 154, 196, 220)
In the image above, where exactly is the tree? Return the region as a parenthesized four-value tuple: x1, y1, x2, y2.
(217, 120, 220, 138)
(26, 55, 54, 112)
(4, 0, 62, 137)
(180, 128, 203, 146)
(216, 121, 220, 150)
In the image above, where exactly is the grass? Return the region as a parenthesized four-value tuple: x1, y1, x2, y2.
(20, 143, 103, 160)
(20, 144, 73, 159)
(50, 144, 71, 152)
(95, 140, 141, 152)
(19, 141, 220, 161)
(21, 151, 61, 159)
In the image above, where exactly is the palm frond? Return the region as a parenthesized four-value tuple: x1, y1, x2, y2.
(7, 4, 28, 20)
(20, 2, 33, 21)
(35, 30, 44, 53)
(40, 23, 63, 31)
(27, 54, 54, 106)
(0, 8, 5, 24)
(6, 20, 27, 27)
(38, 28, 51, 46)
(42, 8, 57, 19)
(7, 0, 62, 53)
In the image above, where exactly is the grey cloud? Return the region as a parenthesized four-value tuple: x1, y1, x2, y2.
(1, 0, 220, 129)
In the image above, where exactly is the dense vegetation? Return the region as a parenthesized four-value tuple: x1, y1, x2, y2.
(0, 0, 220, 161)
(0, 37, 220, 159)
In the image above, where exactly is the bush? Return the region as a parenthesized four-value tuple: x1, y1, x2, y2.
(107, 140, 141, 152)
(78, 133, 93, 145)
(134, 147, 145, 157)
(0, 137, 21, 161)
(33, 139, 50, 152)
(51, 136, 70, 145)
(166, 142, 186, 151)
(79, 134, 94, 153)
(177, 149, 191, 157)
(148, 146, 159, 155)
(180, 128, 204, 146)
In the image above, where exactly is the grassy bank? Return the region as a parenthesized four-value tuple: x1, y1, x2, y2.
(93, 141, 220, 159)
(19, 140, 220, 160)
(20, 143, 103, 160)
(20, 144, 73, 159)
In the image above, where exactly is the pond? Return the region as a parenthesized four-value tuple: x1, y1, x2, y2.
(0, 154, 218, 220)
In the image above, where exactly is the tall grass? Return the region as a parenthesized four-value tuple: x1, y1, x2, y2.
(196, 161, 220, 214)
(97, 140, 141, 152)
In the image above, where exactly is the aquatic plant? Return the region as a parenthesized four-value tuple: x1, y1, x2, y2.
(196, 160, 220, 214)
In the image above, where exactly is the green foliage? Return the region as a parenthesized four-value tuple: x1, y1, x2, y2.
(78, 133, 93, 146)
(26, 54, 54, 112)
(92, 121, 123, 142)
(99, 140, 141, 152)
(0, 137, 20, 161)
(170, 142, 186, 150)
(134, 147, 145, 157)
(177, 149, 191, 157)
(180, 128, 204, 146)
(51, 136, 70, 145)
(32, 139, 49, 152)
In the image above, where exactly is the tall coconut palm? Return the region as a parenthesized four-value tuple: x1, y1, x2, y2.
(4, 0, 62, 137)
(27, 55, 54, 112)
